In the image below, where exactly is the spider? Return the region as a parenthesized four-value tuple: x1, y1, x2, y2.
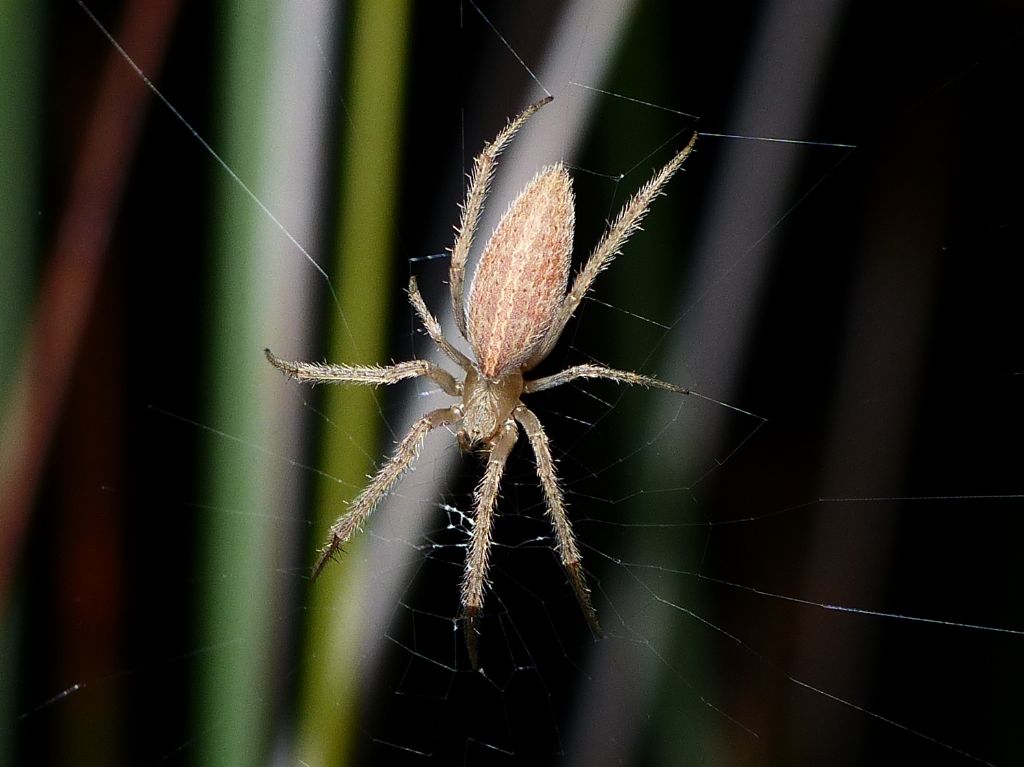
(266, 96, 696, 667)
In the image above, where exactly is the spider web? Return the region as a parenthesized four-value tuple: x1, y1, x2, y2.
(9, 1, 1024, 766)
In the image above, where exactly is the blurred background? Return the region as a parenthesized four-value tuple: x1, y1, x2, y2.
(2, 0, 1022, 765)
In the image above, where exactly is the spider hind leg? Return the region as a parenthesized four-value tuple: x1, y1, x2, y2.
(311, 540, 343, 581)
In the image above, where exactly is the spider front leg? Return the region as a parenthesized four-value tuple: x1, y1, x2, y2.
(514, 405, 601, 639)
(461, 420, 518, 669)
(313, 406, 460, 580)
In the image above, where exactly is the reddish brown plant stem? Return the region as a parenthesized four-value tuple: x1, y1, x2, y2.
(0, 0, 181, 613)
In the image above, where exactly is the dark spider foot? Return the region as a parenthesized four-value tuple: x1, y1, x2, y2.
(566, 561, 603, 639)
(264, 348, 299, 379)
(311, 536, 344, 581)
(463, 607, 481, 670)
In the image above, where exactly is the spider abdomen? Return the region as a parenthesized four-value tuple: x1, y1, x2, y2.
(467, 165, 574, 377)
(268, 98, 696, 665)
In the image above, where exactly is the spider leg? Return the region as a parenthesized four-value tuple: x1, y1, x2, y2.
(407, 276, 473, 373)
(526, 133, 698, 369)
(265, 348, 460, 396)
(450, 96, 552, 339)
(513, 404, 601, 639)
(524, 363, 691, 395)
(461, 420, 518, 669)
(312, 406, 460, 580)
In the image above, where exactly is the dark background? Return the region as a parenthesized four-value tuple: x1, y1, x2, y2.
(3, 0, 1022, 765)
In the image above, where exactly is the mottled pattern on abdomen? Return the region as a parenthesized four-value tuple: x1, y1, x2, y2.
(468, 165, 574, 378)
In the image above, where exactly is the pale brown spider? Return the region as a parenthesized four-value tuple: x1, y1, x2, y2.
(266, 97, 696, 666)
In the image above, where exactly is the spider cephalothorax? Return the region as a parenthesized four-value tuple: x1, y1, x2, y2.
(266, 97, 696, 666)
